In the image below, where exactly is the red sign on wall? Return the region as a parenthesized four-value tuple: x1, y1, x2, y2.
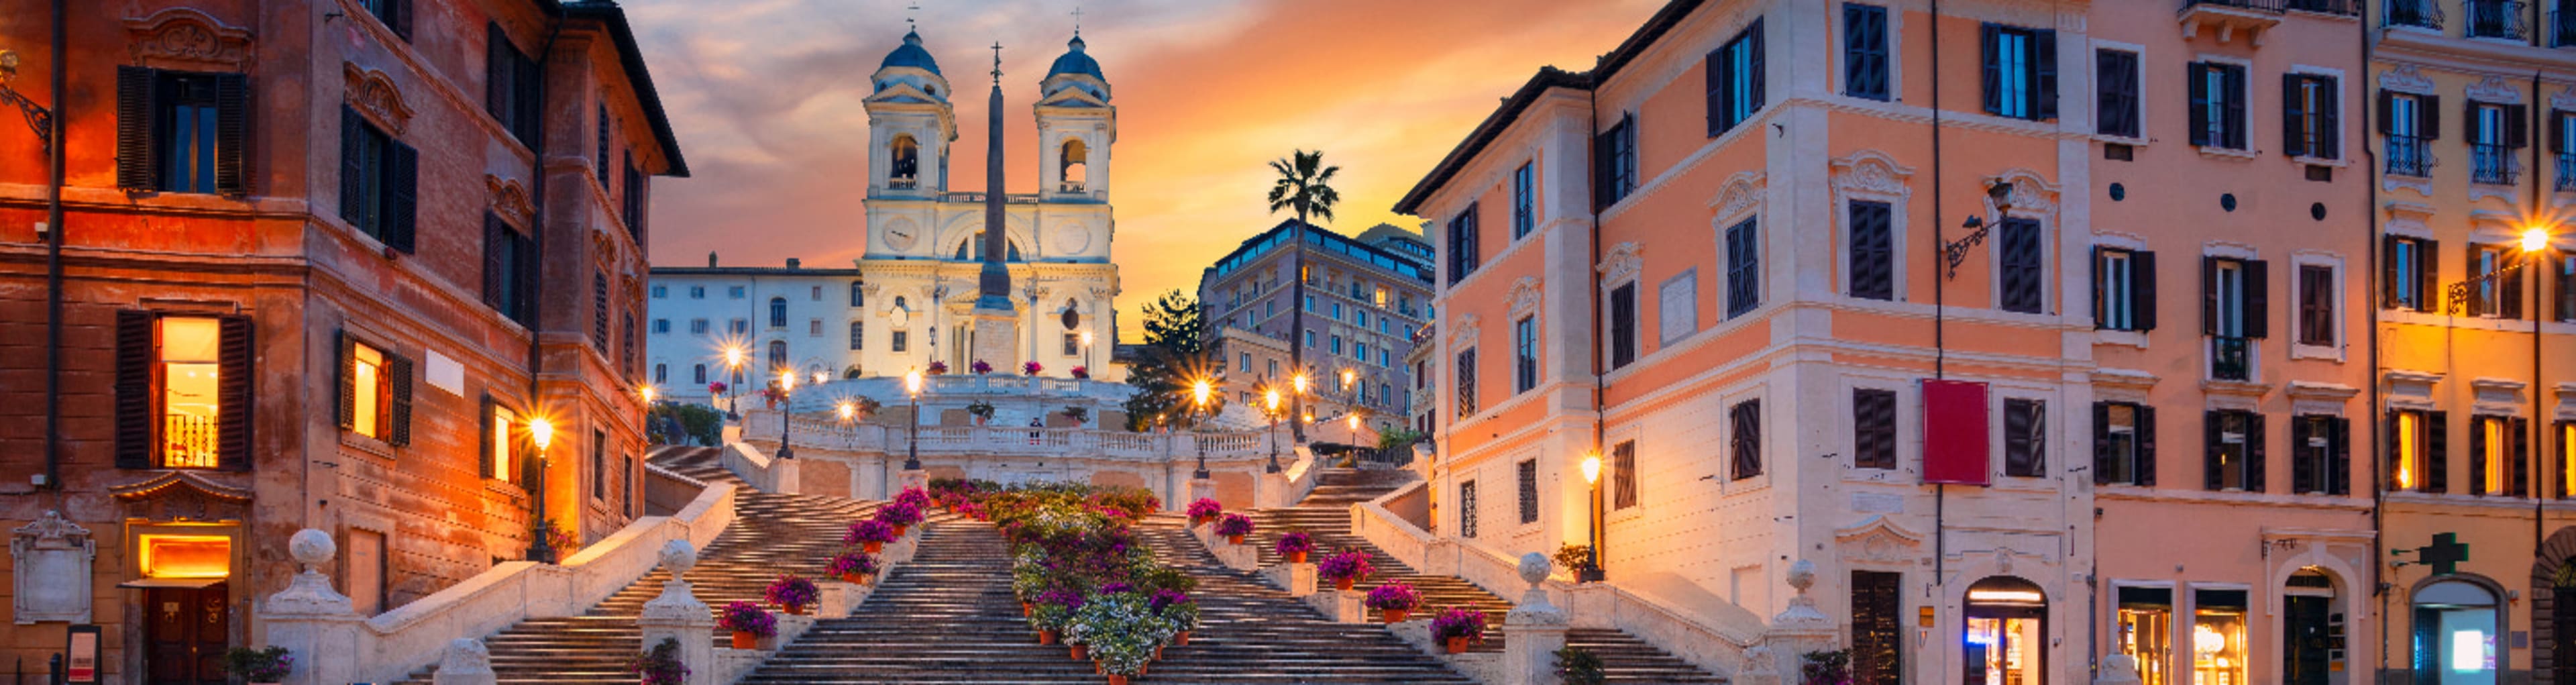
(1921, 379, 1990, 486)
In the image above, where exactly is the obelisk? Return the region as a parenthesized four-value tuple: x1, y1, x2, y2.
(969, 43, 1021, 368)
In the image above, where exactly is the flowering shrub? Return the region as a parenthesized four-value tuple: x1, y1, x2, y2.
(826, 550, 879, 578)
(926, 360, 949, 374)
(1556, 646, 1608, 685)
(894, 487, 933, 510)
(706, 381, 729, 395)
(1318, 550, 1376, 584)
(1801, 649, 1854, 685)
(1029, 588, 1085, 632)
(1214, 513, 1255, 537)
(222, 647, 293, 682)
(1430, 607, 1488, 642)
(1364, 582, 1422, 611)
(875, 500, 924, 527)
(1070, 590, 1167, 675)
(1071, 365, 1089, 379)
(1185, 498, 1224, 519)
(971, 360, 994, 374)
(765, 576, 819, 610)
(844, 519, 898, 545)
(629, 637, 690, 685)
(1148, 588, 1198, 630)
(1275, 531, 1316, 557)
(1022, 360, 1044, 376)
(718, 601, 776, 637)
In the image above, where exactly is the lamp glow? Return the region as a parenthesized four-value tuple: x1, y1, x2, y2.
(1192, 378, 1212, 408)
(1080, 331, 1094, 346)
(814, 370, 830, 386)
(1293, 372, 1309, 394)
(1580, 451, 1602, 484)
(639, 385, 656, 403)
(2524, 227, 2551, 254)
(1341, 368, 1355, 388)
(904, 368, 924, 397)
(837, 400, 856, 421)
(529, 417, 553, 452)
(722, 345, 746, 369)
(777, 370, 795, 392)
(1265, 388, 1281, 413)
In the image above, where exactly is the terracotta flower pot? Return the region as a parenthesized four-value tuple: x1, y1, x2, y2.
(1038, 629, 1060, 645)
(892, 524, 909, 537)
(1445, 636, 1468, 654)
(864, 541, 883, 554)
(1227, 534, 1244, 545)
(1383, 608, 1409, 623)
(1108, 674, 1128, 685)
(1094, 662, 1104, 675)
(784, 604, 808, 615)
(1022, 601, 1034, 617)
(1175, 631, 1191, 645)
(1191, 515, 1209, 527)
(1070, 643, 1088, 661)
(1335, 578, 1355, 591)
(1287, 551, 1308, 564)
(732, 631, 758, 649)
(1154, 643, 1165, 660)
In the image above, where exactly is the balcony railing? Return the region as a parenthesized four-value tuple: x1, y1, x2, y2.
(2388, 136, 2436, 177)
(2465, 0, 2530, 39)
(2472, 142, 2518, 185)
(163, 414, 219, 468)
(2387, 0, 2447, 28)
(2554, 9, 2576, 46)
(2212, 336, 2253, 381)
(2558, 152, 2576, 191)
(2179, 0, 2357, 13)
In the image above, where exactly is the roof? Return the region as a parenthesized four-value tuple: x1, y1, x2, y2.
(562, 1, 690, 177)
(1048, 36, 1104, 79)
(881, 30, 943, 75)
(1202, 219, 1434, 286)
(1391, 0, 1704, 215)
(651, 266, 865, 277)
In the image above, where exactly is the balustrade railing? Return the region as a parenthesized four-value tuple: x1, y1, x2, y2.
(2388, 136, 2436, 177)
(2465, 0, 2530, 39)
(2472, 142, 2518, 185)
(2387, 0, 2447, 28)
(2557, 152, 2576, 191)
(2212, 336, 2253, 382)
(2179, 0, 2358, 13)
(743, 409, 1279, 462)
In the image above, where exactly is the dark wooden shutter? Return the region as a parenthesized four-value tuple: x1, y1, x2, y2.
(2032, 30, 2057, 120)
(478, 395, 496, 479)
(386, 141, 418, 254)
(2137, 405, 2158, 486)
(386, 352, 414, 447)
(1591, 129, 1614, 211)
(213, 72, 250, 196)
(339, 107, 366, 225)
(2201, 257, 2220, 335)
(2188, 64, 2212, 147)
(2244, 413, 2267, 492)
(388, 0, 413, 40)
(2316, 77, 2341, 160)
(514, 49, 543, 147)
(1515, 459, 1538, 525)
(215, 314, 253, 471)
(1747, 21, 1766, 115)
(2470, 415, 2491, 495)
(2467, 101, 2487, 148)
(115, 310, 155, 469)
(2092, 402, 2114, 484)
(2387, 411, 2408, 490)
(2378, 91, 2398, 135)
(483, 214, 506, 308)
(2556, 111, 2571, 154)
(2090, 248, 2106, 329)
(2282, 75, 2309, 158)
(2204, 411, 2225, 490)
(2509, 104, 2531, 148)
(2329, 417, 2352, 496)
(2221, 66, 2247, 149)
(1857, 389, 1896, 470)
(486, 23, 511, 123)
(515, 228, 539, 323)
(336, 330, 356, 430)
(2504, 248, 2527, 319)
(2292, 416, 2316, 493)
(2245, 260, 2270, 339)
(1609, 282, 1637, 368)
(2096, 50, 2137, 137)
(2135, 251, 2159, 331)
(2422, 95, 2443, 140)
(1705, 46, 1724, 137)
(2418, 239, 2441, 313)
(116, 66, 159, 190)
(2514, 417, 2532, 498)
(1980, 24, 2001, 115)
(2426, 411, 2450, 493)
(1851, 202, 1892, 300)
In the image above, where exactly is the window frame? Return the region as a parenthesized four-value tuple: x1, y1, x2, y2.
(1729, 398, 1764, 481)
(2187, 60, 2250, 151)
(1725, 217, 1761, 318)
(2291, 256, 2344, 358)
(1853, 387, 1899, 470)
(1513, 315, 1538, 393)
(1511, 162, 1536, 240)
(2002, 397, 2047, 478)
(2093, 46, 2143, 140)
(1709, 19, 1767, 136)
(1995, 217, 2048, 314)
(1841, 3, 1891, 102)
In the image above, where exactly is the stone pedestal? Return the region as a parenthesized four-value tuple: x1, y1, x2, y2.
(770, 454, 800, 493)
(1393, 619, 1501, 682)
(2095, 653, 2144, 685)
(1739, 560, 1839, 685)
(970, 309, 1019, 370)
(816, 580, 875, 619)
(1187, 478, 1216, 507)
(1260, 562, 1318, 597)
(766, 614, 816, 650)
(882, 529, 922, 565)
(897, 468, 928, 494)
(637, 541, 717, 685)
(1193, 525, 1258, 571)
(1503, 552, 1570, 685)
(429, 639, 495, 685)
(1303, 588, 1364, 623)
(257, 530, 364, 685)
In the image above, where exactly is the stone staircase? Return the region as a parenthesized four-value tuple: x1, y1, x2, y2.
(395, 446, 879, 684)
(1132, 517, 1480, 684)
(1242, 469, 1727, 684)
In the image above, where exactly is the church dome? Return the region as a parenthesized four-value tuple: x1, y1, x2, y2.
(881, 30, 942, 75)
(1046, 36, 1103, 80)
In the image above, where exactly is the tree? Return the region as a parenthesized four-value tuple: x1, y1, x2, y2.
(1124, 290, 1222, 431)
(1267, 149, 1340, 441)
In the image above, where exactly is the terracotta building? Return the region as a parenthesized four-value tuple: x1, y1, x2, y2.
(1197, 219, 1434, 438)
(0, 0, 682, 678)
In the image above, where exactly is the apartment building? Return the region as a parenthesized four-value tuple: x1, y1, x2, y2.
(1197, 220, 1435, 436)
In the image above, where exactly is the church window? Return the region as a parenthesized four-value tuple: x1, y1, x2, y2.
(1060, 139, 1088, 193)
(889, 135, 920, 189)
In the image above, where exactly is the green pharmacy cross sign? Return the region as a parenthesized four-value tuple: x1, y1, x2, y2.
(2396, 533, 2470, 576)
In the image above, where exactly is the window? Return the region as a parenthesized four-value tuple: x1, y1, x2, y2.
(651, 285, 667, 299)
(1594, 114, 1638, 209)
(2187, 62, 2248, 150)
(2192, 589, 2250, 685)
(1980, 23, 2057, 121)
(337, 335, 412, 445)
(483, 214, 536, 325)
(596, 104, 611, 182)
(1356, 311, 1369, 328)
(2469, 101, 2528, 185)
(1854, 388, 1898, 470)
(2290, 414, 2351, 495)
(1843, 5, 1888, 101)
(1239, 353, 1252, 374)
(2093, 402, 2155, 486)
(2202, 257, 2267, 380)
(1513, 316, 1538, 392)
(2469, 415, 2530, 497)
(115, 67, 250, 195)
(2115, 586, 2174, 685)
(1730, 399, 1763, 480)
(1332, 303, 1343, 321)
(337, 106, 417, 252)
(1611, 439, 1638, 509)
(1511, 162, 1535, 239)
(2387, 409, 2447, 492)
(2559, 421, 2576, 498)
(357, 0, 412, 39)
(690, 286, 705, 299)
(2296, 264, 2337, 346)
(2556, 110, 2576, 192)
(2386, 235, 2437, 311)
(484, 401, 519, 482)
(1997, 219, 2045, 313)
(810, 286, 822, 301)
(591, 430, 608, 500)
(1609, 282, 1638, 369)
(1516, 459, 1539, 525)
(692, 364, 706, 384)
(653, 364, 665, 383)
(623, 315, 638, 375)
(1725, 218, 1760, 317)
(2002, 399, 2045, 478)
(592, 272, 610, 350)
(1330, 335, 1343, 356)
(2282, 74, 2340, 159)
(1063, 333, 1081, 358)
(2204, 410, 2264, 492)
(2096, 49, 2141, 138)
(2092, 248, 2156, 331)
(1355, 342, 1369, 362)
(728, 319, 747, 335)
(2381, 92, 2436, 177)
(2559, 252, 2576, 322)
(2467, 244, 2526, 319)
(891, 330, 908, 353)
(1447, 205, 1481, 285)
(850, 282, 865, 307)
(117, 315, 252, 470)
(486, 24, 541, 147)
(808, 319, 823, 337)
(690, 319, 710, 335)
(1456, 348, 1479, 418)
(1305, 295, 1316, 313)
(1709, 19, 1766, 136)
(2467, 0, 2527, 38)
(767, 339, 786, 369)
(1459, 480, 1479, 539)
(1306, 330, 1316, 348)
(850, 322, 865, 350)
(769, 297, 788, 329)
(1849, 201, 1894, 300)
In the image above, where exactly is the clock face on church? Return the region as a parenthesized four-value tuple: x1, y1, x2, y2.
(1051, 222, 1091, 254)
(882, 223, 918, 251)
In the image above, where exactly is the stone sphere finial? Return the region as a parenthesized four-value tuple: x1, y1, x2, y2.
(1518, 552, 1552, 586)
(1785, 559, 1817, 594)
(288, 529, 335, 570)
(658, 539, 697, 574)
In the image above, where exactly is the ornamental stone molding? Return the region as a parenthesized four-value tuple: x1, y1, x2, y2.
(1833, 515, 1924, 566)
(2467, 75, 2524, 105)
(1830, 150, 1916, 199)
(2554, 84, 2576, 112)
(1709, 171, 1768, 219)
(343, 63, 415, 136)
(1505, 276, 1543, 319)
(109, 470, 252, 523)
(124, 8, 254, 72)
(1596, 242, 1644, 286)
(485, 175, 534, 229)
(11, 511, 94, 624)
(1983, 168, 2060, 217)
(1449, 313, 1482, 350)
(2379, 64, 2436, 95)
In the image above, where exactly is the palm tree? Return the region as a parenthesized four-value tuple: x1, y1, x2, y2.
(1268, 149, 1340, 442)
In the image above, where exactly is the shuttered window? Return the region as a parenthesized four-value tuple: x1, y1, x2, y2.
(116, 66, 250, 195)
(1446, 205, 1481, 286)
(2282, 74, 2340, 159)
(338, 106, 417, 252)
(2290, 414, 2352, 495)
(1459, 480, 1479, 539)
(2200, 257, 2270, 339)
(1611, 440, 1638, 510)
(2467, 244, 2526, 319)
(1513, 316, 1539, 392)
(2387, 409, 2447, 492)
(336, 332, 413, 447)
(486, 23, 543, 148)
(1997, 219, 2045, 313)
(851, 322, 865, 350)
(1979, 23, 2056, 120)
(357, 0, 413, 40)
(1593, 115, 1638, 210)
(115, 313, 254, 470)
(2385, 235, 2437, 311)
(594, 272, 612, 350)
(2003, 399, 2045, 478)
(1854, 388, 1898, 470)
(2092, 402, 2156, 486)
(2467, 415, 2530, 497)
(1849, 202, 1894, 300)
(1609, 282, 1638, 369)
(482, 213, 537, 325)
(2187, 62, 2249, 150)
(1843, 5, 1888, 101)
(1726, 218, 1760, 317)
(624, 154, 647, 238)
(2096, 49, 2141, 138)
(2092, 248, 2157, 331)
(1709, 19, 1766, 136)
(1516, 459, 1540, 525)
(592, 430, 608, 500)
(2297, 264, 2337, 346)
(2203, 410, 2264, 492)
(1456, 348, 1479, 418)
(1511, 162, 1535, 239)
(1731, 399, 1764, 480)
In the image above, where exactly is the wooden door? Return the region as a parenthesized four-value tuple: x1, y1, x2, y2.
(144, 583, 227, 684)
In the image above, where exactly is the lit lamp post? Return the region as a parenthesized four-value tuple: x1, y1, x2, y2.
(1578, 448, 1605, 582)
(527, 417, 557, 564)
(1081, 330, 1095, 376)
(904, 368, 924, 471)
(837, 399, 857, 450)
(722, 344, 747, 416)
(1291, 372, 1311, 444)
(774, 369, 797, 460)
(1191, 378, 1213, 479)
(1265, 386, 1284, 474)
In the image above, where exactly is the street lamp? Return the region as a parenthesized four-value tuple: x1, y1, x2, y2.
(1578, 448, 1605, 582)
(813, 370, 830, 387)
(774, 368, 797, 460)
(1191, 378, 1213, 479)
(639, 384, 657, 405)
(1080, 330, 1095, 376)
(721, 344, 747, 415)
(1264, 386, 1284, 474)
(526, 417, 557, 564)
(904, 368, 924, 470)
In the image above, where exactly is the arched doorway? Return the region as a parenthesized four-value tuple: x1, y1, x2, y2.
(2414, 578, 2502, 685)
(1965, 576, 2047, 685)
(2282, 568, 2339, 685)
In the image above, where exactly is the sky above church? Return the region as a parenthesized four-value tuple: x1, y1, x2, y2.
(623, 0, 1663, 341)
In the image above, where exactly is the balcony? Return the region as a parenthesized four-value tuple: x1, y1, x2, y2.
(2387, 135, 2436, 177)
(2554, 8, 2576, 45)
(2180, 0, 2286, 44)
(2387, 0, 2447, 29)
(2212, 336, 2253, 381)
(2558, 153, 2576, 191)
(2180, 0, 2358, 12)
(2471, 142, 2518, 185)
(2465, 0, 2530, 40)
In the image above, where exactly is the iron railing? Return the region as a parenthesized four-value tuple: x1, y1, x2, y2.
(2557, 152, 2576, 191)
(2555, 8, 2576, 45)
(2387, 0, 2447, 28)
(2212, 336, 2253, 382)
(2465, 0, 2530, 39)
(2472, 142, 2518, 185)
(2180, 0, 2358, 12)
(2387, 135, 2436, 177)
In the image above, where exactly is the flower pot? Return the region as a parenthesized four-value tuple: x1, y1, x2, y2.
(863, 541, 883, 554)
(1335, 578, 1355, 591)
(1190, 515, 1209, 527)
(784, 604, 808, 616)
(1227, 534, 1244, 545)
(1022, 601, 1033, 617)
(1154, 643, 1165, 660)
(1107, 674, 1128, 685)
(732, 631, 758, 649)
(1287, 551, 1308, 564)
(1382, 608, 1410, 623)
(1445, 636, 1468, 654)
(1070, 643, 1087, 660)
(1175, 631, 1191, 645)
(892, 524, 910, 537)
(975, 417, 988, 427)
(1038, 629, 1059, 645)
(1094, 662, 1104, 675)
(841, 572, 871, 585)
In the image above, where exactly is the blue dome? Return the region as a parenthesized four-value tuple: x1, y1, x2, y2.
(1046, 36, 1102, 80)
(881, 30, 941, 75)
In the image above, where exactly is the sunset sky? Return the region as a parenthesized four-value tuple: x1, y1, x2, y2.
(621, 0, 1662, 341)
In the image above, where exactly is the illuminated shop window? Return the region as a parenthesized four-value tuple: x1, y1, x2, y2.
(1965, 576, 2047, 685)
(2413, 580, 2500, 685)
(2193, 588, 2249, 685)
(2116, 586, 2173, 685)
(158, 317, 223, 469)
(138, 534, 231, 578)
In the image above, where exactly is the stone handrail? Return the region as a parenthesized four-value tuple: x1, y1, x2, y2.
(741, 409, 1282, 462)
(722, 441, 790, 492)
(353, 480, 739, 683)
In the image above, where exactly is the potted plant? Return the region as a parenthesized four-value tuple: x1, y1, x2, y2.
(706, 380, 729, 397)
(1556, 646, 1608, 685)
(1061, 405, 1090, 425)
(222, 646, 292, 685)
(967, 401, 996, 425)
(1185, 498, 1222, 527)
(629, 637, 691, 685)
(1430, 608, 1487, 654)
(826, 549, 879, 584)
(1023, 360, 1044, 376)
(875, 500, 924, 537)
(718, 601, 776, 649)
(971, 360, 994, 375)
(851, 395, 883, 419)
(1275, 531, 1316, 564)
(894, 486, 932, 511)
(1214, 513, 1255, 545)
(1028, 588, 1083, 645)
(1148, 588, 1197, 645)
(845, 519, 898, 554)
(766, 575, 820, 615)
(1554, 543, 1593, 574)
(926, 360, 949, 375)
(1801, 648, 1854, 685)
(1364, 582, 1422, 623)
(1071, 365, 1090, 380)
(1318, 549, 1375, 591)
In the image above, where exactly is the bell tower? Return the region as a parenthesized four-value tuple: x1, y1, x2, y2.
(1036, 33, 1114, 201)
(863, 29, 952, 259)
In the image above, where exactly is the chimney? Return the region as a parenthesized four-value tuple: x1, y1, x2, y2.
(786, 258, 802, 269)
(707, 252, 718, 267)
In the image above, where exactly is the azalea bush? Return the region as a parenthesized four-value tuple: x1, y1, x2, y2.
(1185, 498, 1223, 519)
(1023, 360, 1044, 376)
(971, 360, 994, 374)
(1028, 588, 1085, 633)
(1430, 607, 1488, 642)
(894, 486, 932, 510)
(1275, 531, 1315, 557)
(826, 549, 879, 578)
(629, 637, 690, 685)
(1318, 550, 1376, 584)
(1148, 588, 1199, 633)
(1801, 649, 1854, 685)
(718, 601, 776, 637)
(938, 478, 1193, 671)
(1071, 588, 1167, 675)
(1363, 582, 1421, 611)
(765, 576, 819, 610)
(1071, 365, 1090, 379)
(875, 500, 925, 528)
(1556, 646, 1608, 685)
(1214, 513, 1255, 537)
(926, 360, 949, 374)
(845, 519, 898, 545)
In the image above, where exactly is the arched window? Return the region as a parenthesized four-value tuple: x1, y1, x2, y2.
(653, 363, 667, 384)
(1060, 139, 1088, 192)
(769, 297, 788, 329)
(767, 339, 788, 369)
(849, 321, 865, 351)
(954, 233, 1025, 262)
(1964, 576, 2047, 685)
(889, 135, 920, 189)
(2414, 579, 2502, 685)
(851, 281, 865, 307)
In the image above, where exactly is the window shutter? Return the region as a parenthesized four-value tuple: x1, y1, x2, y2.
(2513, 417, 2532, 497)
(336, 330, 356, 430)
(1705, 48, 1724, 137)
(2005, 400, 2033, 476)
(515, 52, 543, 147)
(116, 66, 160, 190)
(478, 396, 496, 479)
(2426, 411, 2450, 493)
(1980, 24, 2002, 115)
(2330, 417, 2352, 496)
(2556, 111, 2571, 154)
(2138, 405, 2158, 486)
(1851, 202, 1892, 300)
(483, 214, 506, 308)
(2188, 64, 2212, 148)
(2135, 251, 2159, 331)
(2032, 30, 2057, 120)
(2244, 413, 2267, 493)
(386, 352, 414, 447)
(517, 229, 540, 322)
(2092, 402, 2113, 484)
(389, 0, 413, 40)
(2201, 256, 2219, 335)
(2419, 239, 2441, 313)
(2422, 95, 2442, 140)
(114, 310, 155, 469)
(2509, 105, 2530, 148)
(2382, 235, 2402, 308)
(386, 141, 418, 254)
(1748, 21, 1766, 115)
(2504, 250, 2526, 319)
(2222, 66, 2247, 149)
(2245, 259, 2270, 339)
(216, 314, 254, 472)
(2470, 416, 2491, 495)
(2292, 417, 2316, 493)
(2091, 248, 2106, 329)
(213, 72, 251, 196)
(339, 107, 366, 224)
(2204, 411, 2225, 490)
(2282, 75, 2308, 158)
(2467, 102, 2486, 146)
(2377, 91, 2396, 136)
(486, 24, 511, 123)
(2316, 78, 2341, 160)
(2386, 411, 2406, 490)
(1591, 130, 1614, 212)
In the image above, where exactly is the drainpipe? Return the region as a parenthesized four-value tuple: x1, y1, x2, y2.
(1929, 0, 1949, 588)
(40, 0, 65, 501)
(523, 14, 564, 555)
(1587, 60, 1608, 581)
(2363, 11, 2388, 681)
(2531, 68, 2546, 562)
